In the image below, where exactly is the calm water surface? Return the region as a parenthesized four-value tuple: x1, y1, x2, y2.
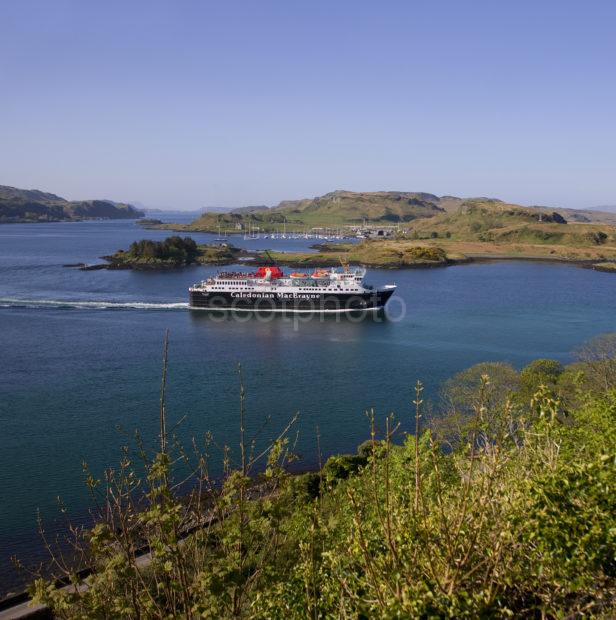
(1, 217, 616, 594)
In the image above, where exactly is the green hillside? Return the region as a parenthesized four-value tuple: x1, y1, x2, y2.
(172, 190, 451, 232)
(0, 185, 144, 223)
(269, 190, 447, 224)
(410, 198, 616, 247)
(162, 191, 616, 235)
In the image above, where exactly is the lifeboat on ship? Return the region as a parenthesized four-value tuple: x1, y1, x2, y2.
(289, 272, 308, 279)
(311, 269, 329, 279)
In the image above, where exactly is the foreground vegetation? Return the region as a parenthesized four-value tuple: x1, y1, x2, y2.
(26, 333, 616, 618)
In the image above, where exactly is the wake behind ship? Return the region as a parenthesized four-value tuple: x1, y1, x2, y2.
(189, 262, 396, 313)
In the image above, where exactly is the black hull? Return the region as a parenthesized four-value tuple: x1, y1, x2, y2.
(189, 288, 395, 312)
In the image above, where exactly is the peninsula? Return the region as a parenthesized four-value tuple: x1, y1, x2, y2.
(270, 217, 616, 269)
(0, 184, 144, 223)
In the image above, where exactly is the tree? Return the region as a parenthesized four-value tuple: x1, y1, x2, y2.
(436, 362, 520, 444)
(575, 332, 616, 392)
(441, 362, 519, 415)
(127, 236, 199, 263)
(518, 359, 564, 401)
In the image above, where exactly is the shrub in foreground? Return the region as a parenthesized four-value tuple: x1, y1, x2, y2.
(29, 364, 616, 619)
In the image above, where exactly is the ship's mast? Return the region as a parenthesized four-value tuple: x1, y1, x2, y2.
(263, 249, 277, 266)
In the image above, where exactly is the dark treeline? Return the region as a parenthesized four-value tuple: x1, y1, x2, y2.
(127, 236, 199, 263)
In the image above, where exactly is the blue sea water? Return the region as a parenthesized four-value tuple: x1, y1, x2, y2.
(1, 217, 616, 595)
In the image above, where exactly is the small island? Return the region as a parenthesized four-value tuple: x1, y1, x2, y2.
(82, 236, 245, 270)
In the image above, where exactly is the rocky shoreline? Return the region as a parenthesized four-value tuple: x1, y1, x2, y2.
(63, 236, 616, 273)
(589, 261, 616, 273)
(64, 252, 616, 273)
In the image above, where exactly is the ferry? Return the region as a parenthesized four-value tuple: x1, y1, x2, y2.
(189, 261, 396, 312)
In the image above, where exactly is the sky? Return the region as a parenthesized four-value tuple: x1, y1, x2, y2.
(1, 1, 615, 210)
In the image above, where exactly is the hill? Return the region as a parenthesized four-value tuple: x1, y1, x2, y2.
(409, 198, 616, 248)
(0, 185, 144, 223)
(269, 190, 447, 224)
(552, 206, 616, 225)
(162, 190, 616, 234)
(173, 191, 451, 232)
(586, 204, 616, 214)
(259, 197, 616, 267)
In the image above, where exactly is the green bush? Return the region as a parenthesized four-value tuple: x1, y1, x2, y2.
(322, 453, 366, 482)
(519, 358, 564, 401)
(290, 471, 321, 500)
(404, 246, 447, 262)
(356, 438, 386, 460)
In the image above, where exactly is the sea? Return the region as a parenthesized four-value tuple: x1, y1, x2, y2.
(1, 214, 616, 595)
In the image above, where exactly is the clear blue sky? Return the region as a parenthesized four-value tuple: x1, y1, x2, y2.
(1, 1, 615, 210)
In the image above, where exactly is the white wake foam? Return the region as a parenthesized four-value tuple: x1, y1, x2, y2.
(0, 298, 189, 310)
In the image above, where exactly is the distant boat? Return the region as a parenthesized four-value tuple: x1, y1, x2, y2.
(244, 222, 260, 240)
(214, 222, 227, 242)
